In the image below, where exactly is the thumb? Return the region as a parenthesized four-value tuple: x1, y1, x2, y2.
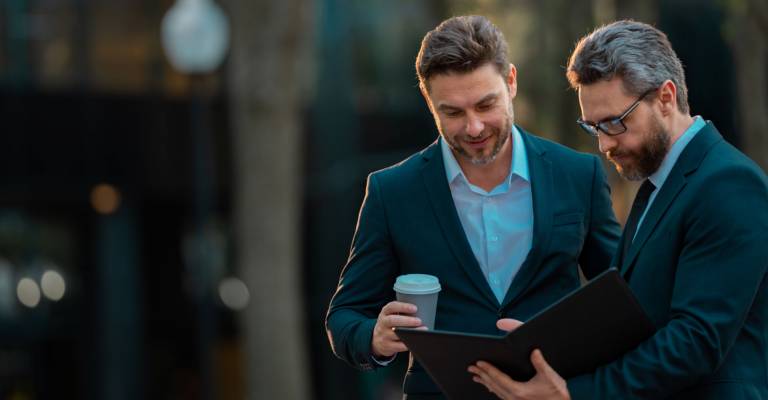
(531, 349, 555, 375)
(497, 318, 524, 332)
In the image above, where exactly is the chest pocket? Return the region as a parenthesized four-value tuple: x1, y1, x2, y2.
(552, 212, 583, 226)
(550, 212, 585, 255)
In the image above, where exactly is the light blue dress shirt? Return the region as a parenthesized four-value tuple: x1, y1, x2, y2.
(635, 116, 706, 237)
(440, 126, 534, 304)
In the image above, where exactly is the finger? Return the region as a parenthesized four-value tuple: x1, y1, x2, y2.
(378, 329, 408, 347)
(476, 361, 522, 396)
(470, 363, 512, 398)
(531, 349, 556, 376)
(496, 318, 524, 332)
(381, 301, 418, 315)
(383, 314, 422, 329)
(386, 341, 409, 354)
(468, 365, 498, 394)
(476, 361, 523, 389)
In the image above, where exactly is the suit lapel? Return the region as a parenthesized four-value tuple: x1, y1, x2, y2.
(620, 172, 686, 276)
(420, 141, 499, 308)
(502, 130, 553, 308)
(621, 122, 724, 278)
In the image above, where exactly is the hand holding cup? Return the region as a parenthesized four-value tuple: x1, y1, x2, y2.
(371, 301, 423, 358)
(371, 274, 442, 358)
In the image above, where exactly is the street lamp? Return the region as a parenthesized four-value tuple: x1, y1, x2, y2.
(161, 0, 230, 74)
(161, 2, 230, 400)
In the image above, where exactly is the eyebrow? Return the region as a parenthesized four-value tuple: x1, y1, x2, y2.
(581, 111, 622, 126)
(437, 92, 500, 112)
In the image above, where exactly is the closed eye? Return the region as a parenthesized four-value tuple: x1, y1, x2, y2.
(477, 101, 495, 111)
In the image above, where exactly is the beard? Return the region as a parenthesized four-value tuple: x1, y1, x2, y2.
(607, 115, 670, 181)
(442, 104, 514, 166)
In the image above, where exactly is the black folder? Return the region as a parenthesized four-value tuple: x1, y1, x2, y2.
(395, 268, 655, 400)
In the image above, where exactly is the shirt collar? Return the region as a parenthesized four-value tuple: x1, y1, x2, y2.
(648, 116, 706, 189)
(511, 125, 530, 182)
(440, 125, 529, 187)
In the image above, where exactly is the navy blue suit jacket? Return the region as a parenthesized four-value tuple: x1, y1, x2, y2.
(568, 123, 768, 399)
(326, 127, 620, 396)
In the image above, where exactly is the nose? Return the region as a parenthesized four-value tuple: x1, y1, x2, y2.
(597, 133, 617, 154)
(465, 113, 484, 137)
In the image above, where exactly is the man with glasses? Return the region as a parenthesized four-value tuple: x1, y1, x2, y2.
(470, 20, 768, 399)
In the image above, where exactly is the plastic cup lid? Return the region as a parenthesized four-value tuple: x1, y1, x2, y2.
(393, 274, 441, 295)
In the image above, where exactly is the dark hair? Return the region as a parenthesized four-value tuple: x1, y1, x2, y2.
(416, 15, 510, 91)
(567, 20, 689, 113)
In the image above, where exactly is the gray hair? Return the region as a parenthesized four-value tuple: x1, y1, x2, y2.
(567, 20, 689, 114)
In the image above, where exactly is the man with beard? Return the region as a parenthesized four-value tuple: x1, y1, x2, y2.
(470, 20, 768, 400)
(326, 15, 621, 399)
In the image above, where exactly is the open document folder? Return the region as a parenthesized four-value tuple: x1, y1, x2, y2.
(395, 268, 655, 400)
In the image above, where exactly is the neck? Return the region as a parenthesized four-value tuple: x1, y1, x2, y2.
(667, 112, 695, 147)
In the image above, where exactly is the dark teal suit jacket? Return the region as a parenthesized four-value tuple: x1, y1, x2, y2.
(326, 127, 620, 397)
(568, 123, 768, 399)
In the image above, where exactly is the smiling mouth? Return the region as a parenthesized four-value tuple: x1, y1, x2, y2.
(465, 136, 490, 147)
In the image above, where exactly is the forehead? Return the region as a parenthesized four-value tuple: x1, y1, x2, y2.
(578, 78, 635, 122)
(427, 64, 506, 107)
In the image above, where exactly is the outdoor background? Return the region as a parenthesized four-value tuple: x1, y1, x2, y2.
(0, 0, 766, 399)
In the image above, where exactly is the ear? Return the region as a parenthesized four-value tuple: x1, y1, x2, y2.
(507, 64, 518, 99)
(657, 79, 677, 116)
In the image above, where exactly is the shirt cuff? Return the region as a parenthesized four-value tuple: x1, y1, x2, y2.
(370, 353, 397, 366)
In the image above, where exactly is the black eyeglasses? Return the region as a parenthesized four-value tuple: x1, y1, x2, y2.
(577, 88, 658, 137)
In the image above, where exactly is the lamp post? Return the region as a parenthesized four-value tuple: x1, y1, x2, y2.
(161, 0, 230, 74)
(161, 2, 230, 400)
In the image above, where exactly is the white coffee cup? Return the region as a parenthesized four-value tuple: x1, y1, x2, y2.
(393, 274, 441, 330)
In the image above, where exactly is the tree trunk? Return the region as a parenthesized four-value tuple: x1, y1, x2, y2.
(729, 0, 768, 171)
(226, 0, 313, 399)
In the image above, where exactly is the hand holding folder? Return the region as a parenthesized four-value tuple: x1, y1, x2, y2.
(395, 269, 655, 400)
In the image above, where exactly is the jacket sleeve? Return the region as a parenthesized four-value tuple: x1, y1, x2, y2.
(579, 155, 621, 279)
(325, 172, 400, 371)
(568, 165, 768, 399)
